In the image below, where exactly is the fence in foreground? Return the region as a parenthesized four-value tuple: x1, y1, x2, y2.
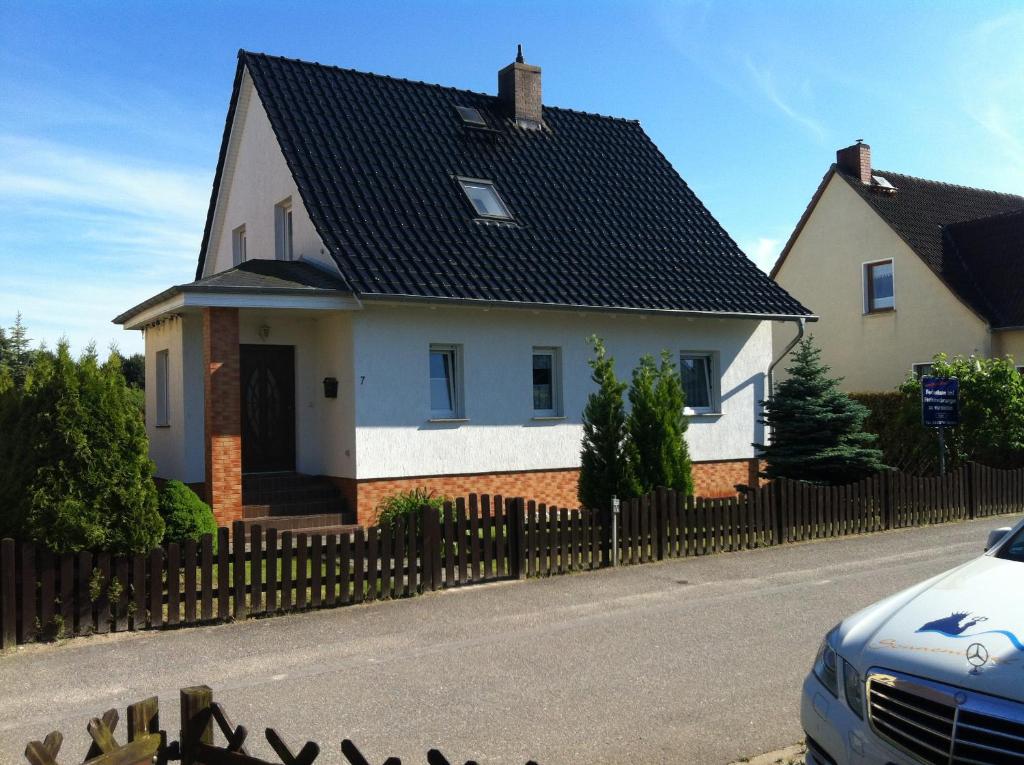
(2, 462, 1022, 648)
(22, 684, 539, 765)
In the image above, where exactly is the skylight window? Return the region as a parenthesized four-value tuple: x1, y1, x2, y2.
(458, 178, 513, 220)
(455, 105, 487, 127)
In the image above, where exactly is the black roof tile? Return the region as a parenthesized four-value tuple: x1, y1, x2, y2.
(944, 209, 1024, 328)
(193, 51, 810, 319)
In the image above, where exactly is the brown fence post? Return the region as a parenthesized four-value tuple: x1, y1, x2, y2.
(881, 470, 894, 530)
(180, 685, 213, 765)
(773, 480, 785, 545)
(507, 498, 526, 580)
(232, 521, 246, 620)
(656, 487, 668, 561)
(1, 538, 15, 648)
(966, 462, 977, 520)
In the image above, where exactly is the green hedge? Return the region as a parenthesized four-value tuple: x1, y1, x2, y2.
(850, 391, 939, 475)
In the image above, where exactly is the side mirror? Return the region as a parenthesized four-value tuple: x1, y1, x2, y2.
(986, 527, 1012, 552)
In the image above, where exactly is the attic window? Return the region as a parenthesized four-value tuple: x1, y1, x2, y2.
(458, 178, 513, 220)
(455, 105, 487, 127)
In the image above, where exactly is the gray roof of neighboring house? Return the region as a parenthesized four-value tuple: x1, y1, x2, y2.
(773, 164, 1024, 328)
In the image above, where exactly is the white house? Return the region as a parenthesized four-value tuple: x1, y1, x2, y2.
(115, 49, 812, 529)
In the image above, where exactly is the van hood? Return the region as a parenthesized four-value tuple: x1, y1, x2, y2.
(835, 555, 1024, 701)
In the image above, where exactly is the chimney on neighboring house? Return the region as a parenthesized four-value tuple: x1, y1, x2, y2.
(498, 44, 542, 128)
(836, 139, 872, 184)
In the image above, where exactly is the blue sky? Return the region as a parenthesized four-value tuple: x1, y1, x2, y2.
(2, 1, 1022, 355)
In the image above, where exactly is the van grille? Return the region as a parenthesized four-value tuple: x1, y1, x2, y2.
(867, 670, 1024, 765)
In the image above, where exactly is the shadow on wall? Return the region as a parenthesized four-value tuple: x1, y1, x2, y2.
(719, 371, 766, 450)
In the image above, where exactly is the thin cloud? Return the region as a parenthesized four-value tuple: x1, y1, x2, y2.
(739, 236, 781, 273)
(745, 59, 826, 142)
(0, 135, 211, 352)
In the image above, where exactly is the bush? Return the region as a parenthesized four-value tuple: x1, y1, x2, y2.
(159, 481, 217, 547)
(0, 341, 163, 553)
(376, 488, 446, 530)
(578, 336, 640, 511)
(627, 351, 694, 496)
(899, 354, 1024, 469)
(850, 391, 938, 474)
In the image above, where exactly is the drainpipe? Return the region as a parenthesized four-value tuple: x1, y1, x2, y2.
(767, 317, 806, 398)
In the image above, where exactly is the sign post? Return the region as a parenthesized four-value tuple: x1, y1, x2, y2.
(921, 376, 959, 475)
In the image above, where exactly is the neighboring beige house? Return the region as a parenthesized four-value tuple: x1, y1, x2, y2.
(772, 141, 1024, 392)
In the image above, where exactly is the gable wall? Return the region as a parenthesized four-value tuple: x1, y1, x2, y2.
(772, 174, 991, 392)
(205, 70, 336, 277)
(350, 303, 770, 479)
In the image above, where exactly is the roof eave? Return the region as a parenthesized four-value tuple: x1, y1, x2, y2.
(358, 292, 817, 322)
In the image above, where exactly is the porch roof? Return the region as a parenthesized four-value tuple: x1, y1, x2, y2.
(113, 259, 357, 329)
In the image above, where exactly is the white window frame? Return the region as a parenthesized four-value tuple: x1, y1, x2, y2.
(531, 347, 562, 418)
(232, 224, 247, 266)
(456, 177, 513, 221)
(275, 198, 294, 260)
(863, 259, 895, 313)
(155, 349, 170, 427)
(429, 344, 465, 420)
(679, 351, 718, 415)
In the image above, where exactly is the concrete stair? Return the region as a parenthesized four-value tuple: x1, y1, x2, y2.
(241, 473, 355, 534)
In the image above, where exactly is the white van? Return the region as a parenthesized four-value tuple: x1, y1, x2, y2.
(801, 519, 1024, 765)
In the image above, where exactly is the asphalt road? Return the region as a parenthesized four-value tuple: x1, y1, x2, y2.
(1, 516, 1017, 765)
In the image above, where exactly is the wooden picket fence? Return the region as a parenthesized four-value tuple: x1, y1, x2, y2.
(3, 462, 1023, 648)
(23, 684, 540, 765)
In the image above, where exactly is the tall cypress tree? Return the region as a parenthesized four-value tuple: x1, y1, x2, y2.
(628, 351, 694, 495)
(7, 313, 31, 388)
(756, 337, 885, 484)
(578, 336, 639, 511)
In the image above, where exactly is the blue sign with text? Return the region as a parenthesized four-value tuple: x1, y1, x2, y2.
(921, 376, 959, 428)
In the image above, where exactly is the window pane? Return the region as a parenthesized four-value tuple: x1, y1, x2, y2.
(460, 181, 511, 218)
(871, 262, 894, 309)
(680, 356, 711, 409)
(533, 353, 553, 410)
(430, 350, 454, 413)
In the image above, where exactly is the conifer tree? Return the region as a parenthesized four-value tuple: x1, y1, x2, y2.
(578, 336, 639, 510)
(628, 351, 694, 495)
(0, 341, 163, 552)
(756, 336, 885, 484)
(7, 312, 32, 387)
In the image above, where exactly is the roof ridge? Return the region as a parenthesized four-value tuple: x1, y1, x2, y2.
(239, 49, 642, 124)
(868, 167, 1024, 200)
(944, 206, 1024, 231)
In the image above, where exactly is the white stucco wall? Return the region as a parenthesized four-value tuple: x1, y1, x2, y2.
(144, 315, 204, 483)
(773, 173, 991, 391)
(204, 70, 336, 277)
(351, 303, 770, 479)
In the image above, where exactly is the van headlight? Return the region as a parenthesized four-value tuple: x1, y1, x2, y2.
(813, 627, 840, 697)
(843, 660, 865, 719)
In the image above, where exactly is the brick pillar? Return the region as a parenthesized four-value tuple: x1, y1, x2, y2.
(203, 307, 242, 526)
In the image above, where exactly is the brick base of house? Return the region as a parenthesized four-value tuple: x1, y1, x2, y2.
(334, 458, 760, 526)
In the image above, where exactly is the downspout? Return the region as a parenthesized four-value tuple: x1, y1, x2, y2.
(767, 317, 806, 398)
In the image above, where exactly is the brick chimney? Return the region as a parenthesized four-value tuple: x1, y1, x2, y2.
(836, 140, 871, 184)
(498, 44, 542, 128)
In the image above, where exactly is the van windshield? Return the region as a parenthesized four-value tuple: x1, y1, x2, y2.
(996, 526, 1024, 563)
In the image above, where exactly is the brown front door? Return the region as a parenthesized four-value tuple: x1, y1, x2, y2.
(240, 345, 296, 473)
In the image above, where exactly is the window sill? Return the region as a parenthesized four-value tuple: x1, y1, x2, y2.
(864, 307, 896, 316)
(428, 417, 469, 423)
(531, 415, 566, 421)
(155, 424, 171, 429)
(685, 410, 723, 418)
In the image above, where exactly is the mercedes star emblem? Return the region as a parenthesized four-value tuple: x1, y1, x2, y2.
(966, 642, 989, 670)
